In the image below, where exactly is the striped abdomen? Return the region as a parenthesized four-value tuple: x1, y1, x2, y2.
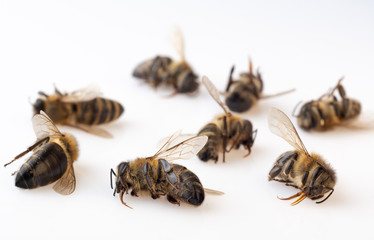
(268, 151, 299, 185)
(297, 99, 361, 130)
(168, 62, 198, 93)
(75, 97, 124, 125)
(197, 123, 222, 162)
(164, 163, 205, 206)
(15, 142, 68, 189)
(133, 56, 172, 87)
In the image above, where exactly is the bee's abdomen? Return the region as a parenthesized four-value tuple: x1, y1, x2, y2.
(197, 123, 221, 161)
(15, 142, 67, 189)
(172, 164, 205, 206)
(133, 56, 172, 84)
(76, 98, 124, 125)
(268, 151, 298, 181)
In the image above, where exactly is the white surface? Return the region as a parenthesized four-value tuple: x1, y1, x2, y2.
(1, 1, 374, 239)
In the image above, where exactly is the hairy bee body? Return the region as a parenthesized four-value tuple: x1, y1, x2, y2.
(297, 98, 361, 131)
(133, 56, 198, 93)
(15, 133, 78, 190)
(268, 151, 336, 201)
(225, 66, 264, 113)
(198, 113, 254, 162)
(115, 158, 204, 206)
(34, 95, 124, 126)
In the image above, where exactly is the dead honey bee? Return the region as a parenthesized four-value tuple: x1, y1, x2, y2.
(197, 76, 256, 163)
(295, 77, 362, 131)
(4, 111, 78, 195)
(33, 85, 124, 138)
(111, 131, 222, 208)
(225, 60, 294, 113)
(133, 28, 199, 95)
(268, 108, 336, 205)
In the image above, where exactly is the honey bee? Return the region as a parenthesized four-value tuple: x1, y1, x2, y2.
(225, 60, 294, 113)
(197, 76, 256, 163)
(295, 77, 362, 131)
(33, 85, 124, 138)
(268, 108, 336, 205)
(4, 111, 78, 195)
(111, 131, 222, 208)
(133, 28, 199, 95)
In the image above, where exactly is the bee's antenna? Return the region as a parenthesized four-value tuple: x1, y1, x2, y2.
(252, 129, 258, 143)
(38, 91, 48, 98)
(292, 101, 303, 118)
(316, 188, 334, 204)
(110, 168, 116, 190)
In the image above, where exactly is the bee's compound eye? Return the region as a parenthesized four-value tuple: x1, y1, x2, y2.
(118, 162, 129, 175)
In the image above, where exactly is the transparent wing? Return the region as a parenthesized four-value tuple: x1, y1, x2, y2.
(53, 164, 76, 195)
(340, 112, 374, 130)
(202, 76, 229, 114)
(32, 111, 62, 140)
(169, 26, 185, 62)
(154, 130, 183, 157)
(156, 131, 195, 151)
(153, 135, 208, 162)
(268, 108, 309, 155)
(61, 84, 102, 102)
(204, 188, 225, 195)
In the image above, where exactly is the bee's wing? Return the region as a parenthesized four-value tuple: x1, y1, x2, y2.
(156, 131, 196, 152)
(53, 163, 76, 195)
(169, 26, 185, 62)
(61, 84, 102, 102)
(268, 108, 309, 155)
(32, 111, 62, 140)
(202, 76, 229, 114)
(153, 130, 183, 157)
(204, 188, 224, 195)
(340, 112, 374, 129)
(153, 135, 208, 162)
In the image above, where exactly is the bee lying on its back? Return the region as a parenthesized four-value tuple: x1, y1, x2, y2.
(295, 77, 361, 131)
(268, 108, 336, 205)
(197, 76, 257, 163)
(133, 28, 198, 95)
(225, 60, 294, 113)
(111, 131, 223, 208)
(5, 111, 78, 195)
(33, 85, 124, 138)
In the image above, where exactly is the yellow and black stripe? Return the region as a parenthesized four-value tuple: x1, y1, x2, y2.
(75, 97, 124, 125)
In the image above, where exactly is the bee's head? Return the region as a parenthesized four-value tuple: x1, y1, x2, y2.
(33, 96, 46, 115)
(308, 166, 336, 204)
(114, 162, 131, 195)
(225, 88, 254, 113)
(296, 102, 316, 130)
(177, 71, 199, 93)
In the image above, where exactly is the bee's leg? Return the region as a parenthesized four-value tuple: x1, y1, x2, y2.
(277, 191, 307, 206)
(143, 162, 160, 199)
(225, 65, 235, 92)
(163, 89, 179, 98)
(159, 159, 181, 190)
(120, 190, 133, 209)
(167, 195, 180, 206)
(4, 137, 49, 167)
(11, 170, 18, 176)
(130, 190, 138, 197)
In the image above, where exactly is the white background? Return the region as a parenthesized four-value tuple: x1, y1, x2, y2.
(1, 1, 373, 239)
